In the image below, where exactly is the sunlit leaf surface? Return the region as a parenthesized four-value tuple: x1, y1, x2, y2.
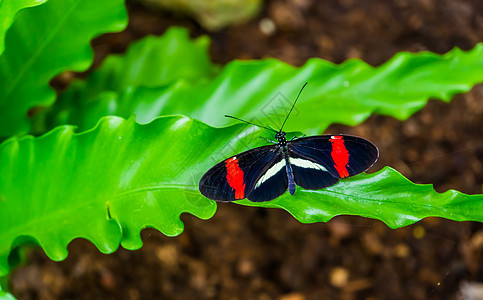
(0, 0, 127, 137)
(0, 0, 47, 54)
(45, 36, 483, 135)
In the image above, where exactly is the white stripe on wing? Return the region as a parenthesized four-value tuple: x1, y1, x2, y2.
(254, 159, 286, 189)
(290, 157, 328, 172)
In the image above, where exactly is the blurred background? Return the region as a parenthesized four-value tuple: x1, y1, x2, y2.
(10, 0, 483, 299)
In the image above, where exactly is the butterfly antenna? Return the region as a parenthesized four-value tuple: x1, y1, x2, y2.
(225, 115, 278, 133)
(279, 82, 308, 132)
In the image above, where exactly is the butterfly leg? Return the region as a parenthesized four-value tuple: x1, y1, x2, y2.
(259, 136, 277, 144)
(290, 134, 306, 141)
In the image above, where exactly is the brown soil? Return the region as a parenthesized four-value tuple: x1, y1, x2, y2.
(9, 0, 483, 299)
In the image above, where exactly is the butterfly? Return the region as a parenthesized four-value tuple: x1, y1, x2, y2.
(199, 83, 379, 202)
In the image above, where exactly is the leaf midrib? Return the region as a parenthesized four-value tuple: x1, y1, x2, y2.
(308, 188, 443, 210)
(248, 186, 449, 212)
(5, 0, 80, 99)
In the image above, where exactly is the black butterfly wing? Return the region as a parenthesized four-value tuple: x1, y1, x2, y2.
(246, 156, 288, 202)
(199, 145, 287, 202)
(289, 155, 339, 190)
(289, 135, 378, 189)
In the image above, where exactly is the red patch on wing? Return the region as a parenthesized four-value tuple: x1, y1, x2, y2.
(225, 157, 246, 199)
(329, 136, 350, 178)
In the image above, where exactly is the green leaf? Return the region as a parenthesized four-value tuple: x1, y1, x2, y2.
(0, 0, 127, 137)
(236, 167, 483, 229)
(1, 115, 482, 276)
(134, 44, 483, 134)
(0, 276, 15, 300)
(0, 0, 47, 55)
(38, 27, 219, 133)
(47, 42, 483, 134)
(0, 116, 219, 276)
(0, 290, 15, 300)
(76, 27, 218, 91)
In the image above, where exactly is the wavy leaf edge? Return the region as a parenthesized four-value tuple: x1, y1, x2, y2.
(49, 40, 483, 135)
(0, 0, 49, 55)
(0, 0, 128, 136)
(0, 115, 219, 277)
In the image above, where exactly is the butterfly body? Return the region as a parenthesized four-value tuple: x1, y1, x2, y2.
(199, 131, 378, 202)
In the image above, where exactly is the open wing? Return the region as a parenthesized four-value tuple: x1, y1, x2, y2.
(289, 134, 378, 189)
(199, 145, 287, 202)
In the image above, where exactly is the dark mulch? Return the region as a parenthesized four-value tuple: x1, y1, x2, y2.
(9, 0, 483, 299)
